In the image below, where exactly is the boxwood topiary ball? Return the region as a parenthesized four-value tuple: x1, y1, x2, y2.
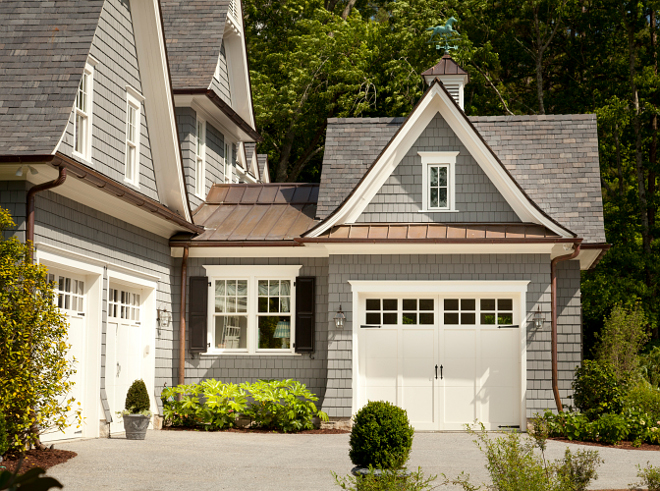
(349, 400, 414, 470)
(125, 379, 150, 413)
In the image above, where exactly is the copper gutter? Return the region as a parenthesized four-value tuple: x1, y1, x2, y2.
(550, 240, 582, 412)
(295, 237, 578, 245)
(51, 153, 203, 234)
(27, 167, 67, 260)
(178, 246, 189, 391)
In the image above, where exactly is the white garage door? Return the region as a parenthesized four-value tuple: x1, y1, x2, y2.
(106, 285, 144, 435)
(42, 271, 87, 441)
(358, 295, 521, 431)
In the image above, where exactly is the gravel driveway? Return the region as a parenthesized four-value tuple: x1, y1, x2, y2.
(47, 430, 659, 490)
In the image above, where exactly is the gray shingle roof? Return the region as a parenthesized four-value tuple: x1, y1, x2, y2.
(161, 0, 229, 90)
(317, 114, 606, 243)
(0, 0, 104, 155)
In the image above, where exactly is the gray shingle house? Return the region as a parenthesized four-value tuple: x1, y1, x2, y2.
(0, 1, 606, 439)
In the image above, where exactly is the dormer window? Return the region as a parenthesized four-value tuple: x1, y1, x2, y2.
(73, 59, 96, 162)
(224, 142, 232, 183)
(419, 151, 459, 212)
(124, 87, 144, 186)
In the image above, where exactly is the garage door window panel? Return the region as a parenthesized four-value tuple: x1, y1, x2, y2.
(49, 274, 85, 313)
(480, 298, 514, 326)
(402, 298, 434, 325)
(444, 299, 476, 325)
(365, 299, 397, 325)
(108, 288, 141, 322)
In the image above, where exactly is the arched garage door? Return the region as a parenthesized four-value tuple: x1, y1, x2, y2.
(355, 283, 527, 431)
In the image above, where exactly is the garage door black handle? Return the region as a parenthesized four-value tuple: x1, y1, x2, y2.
(440, 365, 443, 380)
(435, 364, 438, 379)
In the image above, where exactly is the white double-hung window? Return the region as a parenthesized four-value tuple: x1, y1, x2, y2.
(73, 59, 96, 161)
(195, 118, 206, 197)
(223, 141, 232, 183)
(205, 265, 301, 354)
(419, 151, 459, 212)
(124, 87, 144, 185)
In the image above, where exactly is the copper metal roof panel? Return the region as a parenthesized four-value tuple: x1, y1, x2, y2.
(247, 205, 287, 240)
(266, 204, 308, 240)
(228, 205, 271, 241)
(207, 205, 252, 241)
(206, 185, 230, 203)
(242, 185, 263, 203)
(225, 186, 247, 203)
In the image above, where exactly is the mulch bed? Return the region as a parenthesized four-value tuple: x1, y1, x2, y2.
(1, 448, 77, 473)
(162, 425, 349, 434)
(549, 436, 660, 451)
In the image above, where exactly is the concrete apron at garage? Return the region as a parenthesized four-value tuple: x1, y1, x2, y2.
(48, 430, 655, 491)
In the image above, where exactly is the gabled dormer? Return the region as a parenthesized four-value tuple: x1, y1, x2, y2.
(162, 0, 261, 210)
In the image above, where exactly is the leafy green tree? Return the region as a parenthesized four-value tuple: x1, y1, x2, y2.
(0, 207, 79, 453)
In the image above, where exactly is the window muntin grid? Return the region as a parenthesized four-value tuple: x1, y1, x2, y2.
(49, 274, 85, 313)
(428, 164, 449, 209)
(365, 298, 398, 325)
(125, 100, 139, 184)
(213, 280, 248, 349)
(257, 280, 291, 350)
(108, 288, 141, 322)
(402, 298, 435, 325)
(444, 298, 514, 326)
(74, 70, 91, 158)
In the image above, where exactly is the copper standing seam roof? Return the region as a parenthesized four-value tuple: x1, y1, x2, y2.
(298, 223, 568, 243)
(421, 53, 470, 80)
(188, 183, 319, 242)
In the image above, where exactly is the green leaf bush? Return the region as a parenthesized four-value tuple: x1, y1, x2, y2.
(125, 379, 150, 414)
(572, 360, 625, 417)
(348, 401, 414, 471)
(333, 467, 437, 491)
(632, 463, 660, 491)
(161, 379, 328, 432)
(0, 412, 8, 457)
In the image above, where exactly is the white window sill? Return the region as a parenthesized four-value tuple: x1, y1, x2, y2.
(201, 351, 301, 357)
(419, 209, 460, 213)
(124, 178, 140, 189)
(72, 151, 93, 167)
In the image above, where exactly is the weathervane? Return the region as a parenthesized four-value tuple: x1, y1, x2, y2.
(427, 17, 460, 54)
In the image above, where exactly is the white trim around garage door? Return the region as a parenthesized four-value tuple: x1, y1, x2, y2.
(348, 280, 530, 431)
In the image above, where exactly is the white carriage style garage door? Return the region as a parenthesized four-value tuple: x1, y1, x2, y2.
(106, 284, 145, 435)
(43, 270, 88, 441)
(355, 282, 527, 431)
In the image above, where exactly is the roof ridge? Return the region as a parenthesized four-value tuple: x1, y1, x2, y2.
(469, 114, 596, 122)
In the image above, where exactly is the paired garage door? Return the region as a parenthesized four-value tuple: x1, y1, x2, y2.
(357, 293, 522, 431)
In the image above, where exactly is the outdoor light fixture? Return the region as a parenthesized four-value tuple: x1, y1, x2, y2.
(157, 308, 172, 329)
(532, 306, 545, 330)
(15, 165, 38, 177)
(333, 305, 346, 329)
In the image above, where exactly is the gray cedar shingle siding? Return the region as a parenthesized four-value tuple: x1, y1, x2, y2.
(318, 114, 605, 243)
(208, 41, 232, 105)
(321, 253, 581, 419)
(175, 106, 227, 209)
(0, 0, 104, 155)
(357, 113, 520, 223)
(58, 0, 160, 202)
(161, 0, 229, 90)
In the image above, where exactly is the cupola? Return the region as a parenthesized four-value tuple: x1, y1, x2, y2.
(421, 54, 469, 110)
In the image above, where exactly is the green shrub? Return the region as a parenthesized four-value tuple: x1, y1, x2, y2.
(631, 463, 660, 491)
(640, 346, 660, 388)
(572, 360, 625, 417)
(241, 379, 328, 432)
(125, 379, 150, 414)
(349, 401, 414, 470)
(594, 413, 629, 444)
(0, 466, 62, 490)
(161, 379, 327, 432)
(555, 448, 602, 491)
(623, 383, 660, 421)
(542, 410, 596, 441)
(0, 413, 7, 457)
(594, 304, 649, 380)
(333, 467, 437, 491)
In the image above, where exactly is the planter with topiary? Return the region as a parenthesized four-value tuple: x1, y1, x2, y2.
(348, 400, 414, 481)
(120, 379, 152, 440)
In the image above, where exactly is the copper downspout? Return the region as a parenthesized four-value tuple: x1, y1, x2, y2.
(550, 241, 582, 412)
(27, 166, 67, 260)
(178, 246, 189, 390)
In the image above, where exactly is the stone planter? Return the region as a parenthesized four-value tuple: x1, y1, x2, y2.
(123, 414, 150, 440)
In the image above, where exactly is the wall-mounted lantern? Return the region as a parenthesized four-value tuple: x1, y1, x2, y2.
(157, 308, 172, 329)
(532, 307, 545, 330)
(333, 305, 346, 330)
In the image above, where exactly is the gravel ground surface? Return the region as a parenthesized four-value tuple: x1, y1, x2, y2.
(47, 430, 659, 490)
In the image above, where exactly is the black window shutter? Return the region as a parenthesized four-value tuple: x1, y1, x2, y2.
(295, 276, 315, 353)
(189, 276, 208, 353)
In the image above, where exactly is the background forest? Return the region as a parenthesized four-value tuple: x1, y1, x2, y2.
(243, 0, 660, 353)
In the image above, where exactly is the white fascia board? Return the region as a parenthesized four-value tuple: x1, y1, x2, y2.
(170, 241, 556, 258)
(178, 94, 253, 142)
(348, 280, 530, 294)
(223, 22, 257, 131)
(203, 264, 302, 277)
(551, 242, 598, 270)
(308, 83, 572, 239)
(131, 0, 191, 222)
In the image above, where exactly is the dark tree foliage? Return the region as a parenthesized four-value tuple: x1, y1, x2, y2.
(245, 0, 660, 348)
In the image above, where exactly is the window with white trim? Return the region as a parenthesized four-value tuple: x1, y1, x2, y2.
(73, 61, 95, 161)
(195, 118, 206, 197)
(49, 273, 85, 313)
(124, 88, 143, 186)
(108, 288, 141, 322)
(206, 266, 299, 354)
(224, 141, 232, 183)
(419, 151, 459, 212)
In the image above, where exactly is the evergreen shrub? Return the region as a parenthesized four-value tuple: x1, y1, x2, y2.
(0, 412, 7, 457)
(125, 379, 150, 414)
(572, 360, 625, 416)
(349, 401, 414, 470)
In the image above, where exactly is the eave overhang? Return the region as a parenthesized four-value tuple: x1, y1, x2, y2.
(173, 89, 261, 142)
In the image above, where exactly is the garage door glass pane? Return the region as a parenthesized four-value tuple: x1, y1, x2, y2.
(383, 299, 397, 311)
(479, 298, 514, 326)
(365, 299, 397, 325)
(366, 299, 380, 311)
(444, 299, 459, 311)
(403, 298, 434, 325)
(419, 299, 434, 311)
(403, 299, 416, 310)
(366, 313, 380, 324)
